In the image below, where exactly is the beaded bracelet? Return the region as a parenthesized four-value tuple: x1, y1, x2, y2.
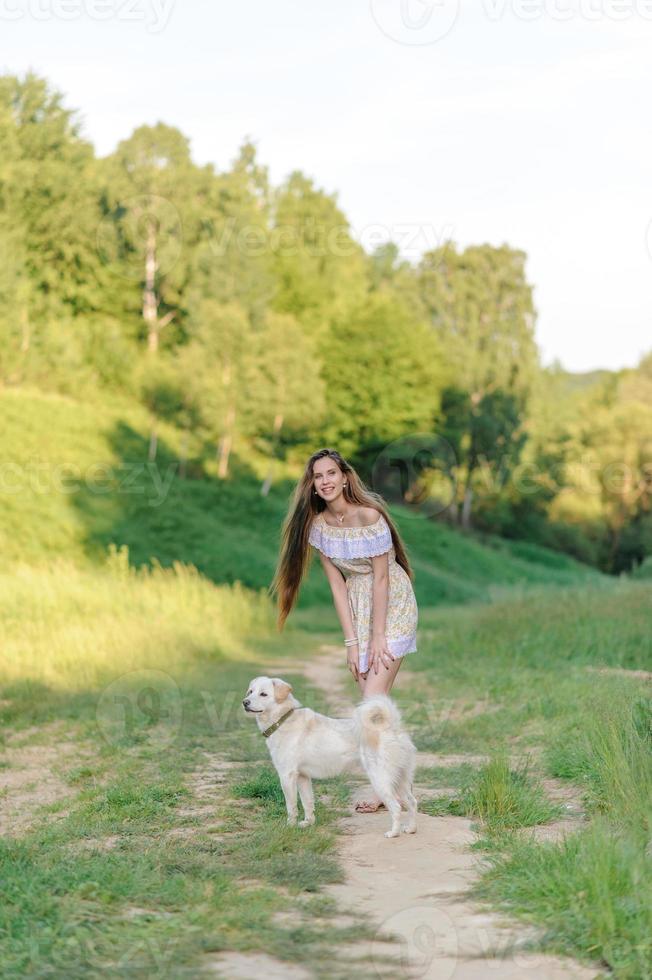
(344, 637, 358, 647)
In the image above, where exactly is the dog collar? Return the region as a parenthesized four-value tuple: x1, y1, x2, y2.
(261, 708, 295, 738)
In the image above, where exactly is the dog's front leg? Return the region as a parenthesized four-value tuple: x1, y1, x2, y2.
(280, 770, 299, 826)
(297, 774, 315, 828)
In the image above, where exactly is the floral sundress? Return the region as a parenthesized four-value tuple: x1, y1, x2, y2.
(309, 511, 418, 674)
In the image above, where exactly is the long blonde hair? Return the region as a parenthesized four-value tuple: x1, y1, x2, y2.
(268, 448, 414, 631)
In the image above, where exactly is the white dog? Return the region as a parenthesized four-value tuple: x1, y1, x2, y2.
(242, 676, 417, 838)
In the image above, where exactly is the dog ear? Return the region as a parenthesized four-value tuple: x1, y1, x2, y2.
(272, 678, 292, 702)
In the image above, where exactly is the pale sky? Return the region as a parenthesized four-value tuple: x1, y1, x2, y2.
(2, 0, 651, 372)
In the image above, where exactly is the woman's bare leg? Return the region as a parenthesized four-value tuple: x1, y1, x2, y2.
(354, 656, 403, 812)
(358, 655, 403, 696)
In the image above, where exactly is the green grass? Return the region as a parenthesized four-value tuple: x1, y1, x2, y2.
(2, 382, 651, 977)
(399, 589, 652, 979)
(0, 549, 377, 977)
(471, 817, 652, 979)
(0, 386, 603, 611)
(414, 763, 480, 787)
(0, 769, 355, 978)
(545, 690, 652, 838)
(2, 553, 645, 975)
(0, 641, 368, 978)
(421, 753, 561, 831)
(0, 544, 275, 730)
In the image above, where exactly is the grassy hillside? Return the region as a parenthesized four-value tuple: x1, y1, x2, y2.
(1, 385, 649, 978)
(0, 386, 603, 612)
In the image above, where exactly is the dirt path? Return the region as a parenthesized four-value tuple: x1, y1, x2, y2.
(0, 721, 96, 838)
(291, 644, 602, 980)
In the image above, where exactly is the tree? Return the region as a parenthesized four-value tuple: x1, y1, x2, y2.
(189, 140, 276, 324)
(251, 312, 326, 495)
(419, 242, 539, 526)
(99, 123, 207, 353)
(0, 72, 107, 379)
(319, 295, 443, 458)
(270, 171, 368, 340)
(578, 378, 652, 571)
(174, 300, 261, 479)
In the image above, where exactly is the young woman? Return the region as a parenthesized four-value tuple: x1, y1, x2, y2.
(269, 447, 419, 812)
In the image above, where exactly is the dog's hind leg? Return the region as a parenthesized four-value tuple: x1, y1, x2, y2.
(364, 766, 402, 838)
(297, 774, 315, 828)
(400, 779, 418, 834)
(280, 770, 299, 826)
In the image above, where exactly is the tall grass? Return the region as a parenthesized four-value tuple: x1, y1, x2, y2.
(0, 544, 274, 699)
(439, 753, 561, 831)
(546, 687, 652, 843)
(470, 686, 652, 978)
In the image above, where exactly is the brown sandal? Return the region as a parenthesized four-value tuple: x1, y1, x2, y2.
(354, 799, 387, 813)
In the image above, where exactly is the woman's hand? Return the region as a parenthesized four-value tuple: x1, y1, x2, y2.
(346, 642, 360, 681)
(368, 634, 395, 675)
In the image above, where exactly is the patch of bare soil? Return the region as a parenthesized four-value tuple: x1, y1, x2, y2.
(527, 775, 588, 844)
(68, 834, 122, 852)
(174, 754, 250, 838)
(206, 951, 311, 979)
(586, 665, 652, 682)
(416, 751, 490, 768)
(0, 722, 95, 838)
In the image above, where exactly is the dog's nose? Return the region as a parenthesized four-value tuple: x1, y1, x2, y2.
(242, 698, 250, 708)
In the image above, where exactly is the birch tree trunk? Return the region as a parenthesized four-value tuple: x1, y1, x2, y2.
(143, 219, 159, 354)
(20, 306, 30, 353)
(217, 403, 236, 479)
(461, 484, 474, 530)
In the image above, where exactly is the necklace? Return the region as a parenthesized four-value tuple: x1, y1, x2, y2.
(323, 509, 349, 526)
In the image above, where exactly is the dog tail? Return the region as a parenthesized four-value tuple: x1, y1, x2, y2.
(354, 694, 402, 736)
(354, 695, 415, 798)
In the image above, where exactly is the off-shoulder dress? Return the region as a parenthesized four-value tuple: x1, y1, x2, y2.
(308, 511, 418, 674)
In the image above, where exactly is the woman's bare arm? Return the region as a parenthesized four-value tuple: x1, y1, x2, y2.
(369, 552, 393, 672)
(317, 551, 360, 678)
(370, 551, 389, 638)
(318, 551, 356, 638)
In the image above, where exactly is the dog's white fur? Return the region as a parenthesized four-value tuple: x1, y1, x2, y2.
(242, 676, 417, 838)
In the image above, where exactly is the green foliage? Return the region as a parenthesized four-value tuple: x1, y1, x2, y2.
(418, 241, 539, 396)
(0, 387, 600, 608)
(320, 294, 443, 455)
(631, 554, 652, 579)
(0, 68, 649, 572)
(270, 169, 368, 335)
